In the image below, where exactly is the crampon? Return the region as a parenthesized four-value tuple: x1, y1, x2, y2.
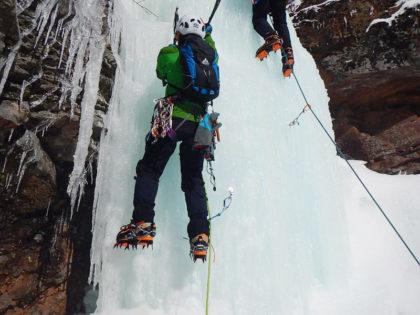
(114, 221, 156, 250)
(282, 47, 294, 78)
(256, 35, 282, 60)
(190, 233, 209, 263)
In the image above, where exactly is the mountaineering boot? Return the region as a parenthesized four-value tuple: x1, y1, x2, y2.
(190, 233, 209, 262)
(282, 47, 294, 78)
(114, 221, 156, 249)
(256, 34, 282, 60)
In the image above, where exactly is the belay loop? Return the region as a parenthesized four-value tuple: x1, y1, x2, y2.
(150, 96, 175, 140)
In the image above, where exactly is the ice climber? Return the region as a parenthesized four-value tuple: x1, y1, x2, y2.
(114, 14, 220, 262)
(252, 0, 294, 77)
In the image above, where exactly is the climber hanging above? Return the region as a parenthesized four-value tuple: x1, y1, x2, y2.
(114, 11, 221, 263)
(252, 0, 294, 77)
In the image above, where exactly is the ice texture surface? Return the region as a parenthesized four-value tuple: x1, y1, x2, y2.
(88, 0, 420, 314)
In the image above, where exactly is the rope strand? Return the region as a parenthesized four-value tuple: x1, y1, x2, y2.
(289, 71, 420, 268)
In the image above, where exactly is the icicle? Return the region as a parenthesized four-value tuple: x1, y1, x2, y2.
(34, 0, 58, 48)
(52, 210, 64, 248)
(5, 174, 13, 190)
(0, 45, 19, 97)
(30, 86, 58, 108)
(45, 198, 51, 216)
(19, 71, 43, 106)
(16, 151, 28, 193)
(44, 4, 59, 45)
(58, 76, 72, 109)
(2, 157, 8, 173)
(58, 27, 70, 68)
(69, 35, 89, 117)
(8, 129, 15, 143)
(66, 0, 107, 217)
(55, 0, 73, 42)
(1, 0, 56, 98)
(90, 0, 121, 283)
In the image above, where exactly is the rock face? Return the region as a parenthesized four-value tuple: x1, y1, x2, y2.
(291, 0, 420, 174)
(0, 0, 116, 314)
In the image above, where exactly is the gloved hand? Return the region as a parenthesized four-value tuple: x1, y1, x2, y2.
(205, 24, 213, 34)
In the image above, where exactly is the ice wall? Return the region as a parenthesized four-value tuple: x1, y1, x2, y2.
(89, 0, 420, 314)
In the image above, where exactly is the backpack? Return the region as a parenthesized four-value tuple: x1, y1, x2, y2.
(179, 34, 220, 103)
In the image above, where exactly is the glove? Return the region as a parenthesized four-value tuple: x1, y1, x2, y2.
(205, 24, 213, 34)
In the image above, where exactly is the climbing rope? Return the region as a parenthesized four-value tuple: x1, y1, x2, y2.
(206, 199, 212, 315)
(205, 188, 234, 315)
(289, 71, 420, 268)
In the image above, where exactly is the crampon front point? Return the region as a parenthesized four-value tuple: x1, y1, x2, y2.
(190, 233, 209, 263)
(114, 221, 156, 250)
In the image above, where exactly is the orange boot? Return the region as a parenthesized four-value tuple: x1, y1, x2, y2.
(282, 47, 294, 77)
(256, 34, 282, 60)
(190, 233, 209, 262)
(114, 221, 156, 249)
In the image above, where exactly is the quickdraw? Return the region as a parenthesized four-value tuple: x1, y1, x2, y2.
(150, 96, 175, 140)
(289, 104, 311, 126)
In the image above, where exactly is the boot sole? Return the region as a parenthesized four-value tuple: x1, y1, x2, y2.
(256, 43, 282, 60)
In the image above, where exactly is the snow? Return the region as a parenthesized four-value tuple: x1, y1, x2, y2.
(86, 0, 420, 314)
(366, 0, 420, 32)
(297, 0, 342, 14)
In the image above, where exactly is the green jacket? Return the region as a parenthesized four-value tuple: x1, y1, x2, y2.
(156, 34, 218, 122)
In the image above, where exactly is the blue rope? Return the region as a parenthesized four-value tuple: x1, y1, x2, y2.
(290, 71, 420, 268)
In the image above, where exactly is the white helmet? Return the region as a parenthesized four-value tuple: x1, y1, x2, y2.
(176, 15, 205, 38)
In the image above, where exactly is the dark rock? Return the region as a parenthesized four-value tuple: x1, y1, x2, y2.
(14, 130, 57, 186)
(0, 0, 114, 312)
(31, 112, 80, 162)
(292, 0, 420, 174)
(0, 100, 29, 129)
(0, 0, 19, 47)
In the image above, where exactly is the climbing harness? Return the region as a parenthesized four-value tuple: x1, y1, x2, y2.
(199, 102, 221, 192)
(150, 96, 175, 141)
(288, 71, 420, 268)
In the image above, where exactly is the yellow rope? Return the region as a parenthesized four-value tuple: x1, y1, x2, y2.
(205, 199, 212, 315)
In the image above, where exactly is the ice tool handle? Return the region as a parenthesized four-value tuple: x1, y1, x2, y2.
(173, 7, 179, 44)
(207, 0, 221, 25)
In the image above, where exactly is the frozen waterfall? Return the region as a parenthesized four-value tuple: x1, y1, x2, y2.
(88, 1, 420, 314)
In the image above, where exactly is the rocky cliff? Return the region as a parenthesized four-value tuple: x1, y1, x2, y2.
(0, 0, 419, 314)
(290, 0, 420, 174)
(0, 0, 115, 313)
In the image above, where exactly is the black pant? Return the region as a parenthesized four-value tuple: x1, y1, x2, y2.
(132, 118, 209, 239)
(252, 0, 292, 48)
